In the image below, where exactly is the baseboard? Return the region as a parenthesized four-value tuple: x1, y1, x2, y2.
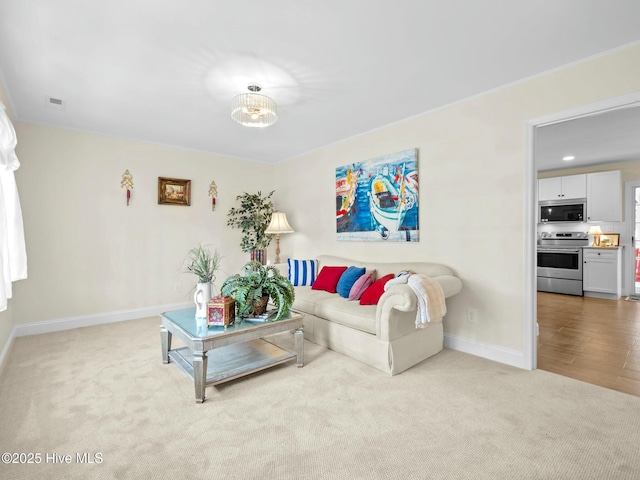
(444, 333, 528, 370)
(583, 291, 621, 300)
(13, 302, 193, 338)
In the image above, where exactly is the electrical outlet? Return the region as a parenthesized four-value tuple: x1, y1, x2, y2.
(174, 283, 182, 293)
(467, 308, 478, 324)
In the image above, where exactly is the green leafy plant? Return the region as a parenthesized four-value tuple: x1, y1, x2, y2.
(184, 244, 222, 284)
(227, 190, 275, 252)
(221, 261, 295, 320)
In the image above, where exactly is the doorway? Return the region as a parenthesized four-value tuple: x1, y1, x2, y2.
(525, 92, 640, 372)
(625, 181, 640, 296)
(635, 187, 640, 295)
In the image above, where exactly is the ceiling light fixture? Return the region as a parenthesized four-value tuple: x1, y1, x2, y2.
(562, 155, 575, 161)
(231, 84, 278, 128)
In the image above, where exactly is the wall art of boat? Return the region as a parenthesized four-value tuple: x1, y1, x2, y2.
(368, 167, 415, 238)
(336, 148, 419, 242)
(336, 168, 360, 228)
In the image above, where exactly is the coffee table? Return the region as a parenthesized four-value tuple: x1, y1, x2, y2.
(160, 308, 304, 403)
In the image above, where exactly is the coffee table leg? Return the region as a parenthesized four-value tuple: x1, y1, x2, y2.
(193, 351, 208, 403)
(295, 328, 304, 367)
(160, 327, 172, 364)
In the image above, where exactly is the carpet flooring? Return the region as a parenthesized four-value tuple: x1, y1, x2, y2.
(1, 316, 639, 479)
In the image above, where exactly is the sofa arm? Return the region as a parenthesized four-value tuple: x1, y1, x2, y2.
(375, 284, 417, 340)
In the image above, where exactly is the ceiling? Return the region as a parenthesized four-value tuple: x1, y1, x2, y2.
(1, 1, 640, 164)
(535, 105, 640, 172)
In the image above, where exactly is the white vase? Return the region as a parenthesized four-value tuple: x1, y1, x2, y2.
(194, 282, 212, 319)
(195, 315, 208, 336)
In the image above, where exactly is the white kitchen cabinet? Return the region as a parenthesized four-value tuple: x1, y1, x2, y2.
(583, 247, 621, 299)
(586, 170, 622, 222)
(538, 174, 586, 201)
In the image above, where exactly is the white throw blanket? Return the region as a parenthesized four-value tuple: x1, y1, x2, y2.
(385, 273, 447, 328)
(0, 102, 27, 312)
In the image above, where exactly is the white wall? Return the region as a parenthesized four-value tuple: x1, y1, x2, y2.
(275, 44, 640, 366)
(11, 123, 275, 325)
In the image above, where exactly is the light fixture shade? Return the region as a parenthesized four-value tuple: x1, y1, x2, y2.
(265, 212, 294, 234)
(588, 226, 603, 235)
(231, 91, 278, 128)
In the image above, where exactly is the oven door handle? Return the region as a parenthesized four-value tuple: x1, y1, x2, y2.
(538, 249, 581, 253)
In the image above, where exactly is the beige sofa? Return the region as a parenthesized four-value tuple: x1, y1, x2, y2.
(277, 255, 462, 375)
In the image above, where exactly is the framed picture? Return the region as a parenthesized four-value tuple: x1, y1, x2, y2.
(336, 148, 419, 242)
(158, 177, 191, 206)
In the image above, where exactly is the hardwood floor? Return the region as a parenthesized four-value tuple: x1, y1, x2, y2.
(537, 292, 640, 397)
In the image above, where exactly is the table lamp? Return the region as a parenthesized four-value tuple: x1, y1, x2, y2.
(588, 225, 603, 247)
(265, 212, 294, 264)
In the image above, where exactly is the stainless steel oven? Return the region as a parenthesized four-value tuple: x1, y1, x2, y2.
(537, 232, 588, 296)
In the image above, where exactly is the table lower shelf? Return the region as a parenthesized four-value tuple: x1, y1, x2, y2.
(168, 339, 297, 386)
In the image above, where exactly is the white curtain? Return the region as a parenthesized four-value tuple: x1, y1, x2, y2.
(0, 102, 27, 312)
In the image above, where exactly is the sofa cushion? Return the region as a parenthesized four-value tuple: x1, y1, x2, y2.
(292, 287, 335, 316)
(312, 266, 348, 293)
(336, 266, 366, 298)
(360, 273, 395, 305)
(348, 269, 376, 300)
(288, 259, 318, 286)
(314, 295, 377, 334)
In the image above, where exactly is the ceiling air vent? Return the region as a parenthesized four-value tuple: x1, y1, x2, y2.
(45, 96, 65, 110)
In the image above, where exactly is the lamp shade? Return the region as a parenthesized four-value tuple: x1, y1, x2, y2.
(265, 212, 294, 234)
(588, 226, 603, 235)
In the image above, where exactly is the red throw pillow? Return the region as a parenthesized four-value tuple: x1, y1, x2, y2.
(311, 266, 348, 293)
(359, 273, 395, 305)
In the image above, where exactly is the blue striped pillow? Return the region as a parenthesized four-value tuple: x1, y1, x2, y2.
(288, 259, 318, 287)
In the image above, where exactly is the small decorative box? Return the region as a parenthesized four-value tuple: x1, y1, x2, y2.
(207, 296, 236, 327)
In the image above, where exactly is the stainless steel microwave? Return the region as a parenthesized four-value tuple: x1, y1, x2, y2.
(539, 198, 586, 223)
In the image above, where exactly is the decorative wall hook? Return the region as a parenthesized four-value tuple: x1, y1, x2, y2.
(121, 169, 134, 206)
(208, 180, 218, 211)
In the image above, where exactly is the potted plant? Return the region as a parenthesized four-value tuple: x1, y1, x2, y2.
(227, 190, 275, 259)
(221, 260, 295, 320)
(184, 244, 222, 318)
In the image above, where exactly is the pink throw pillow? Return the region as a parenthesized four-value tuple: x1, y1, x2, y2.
(348, 270, 377, 301)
